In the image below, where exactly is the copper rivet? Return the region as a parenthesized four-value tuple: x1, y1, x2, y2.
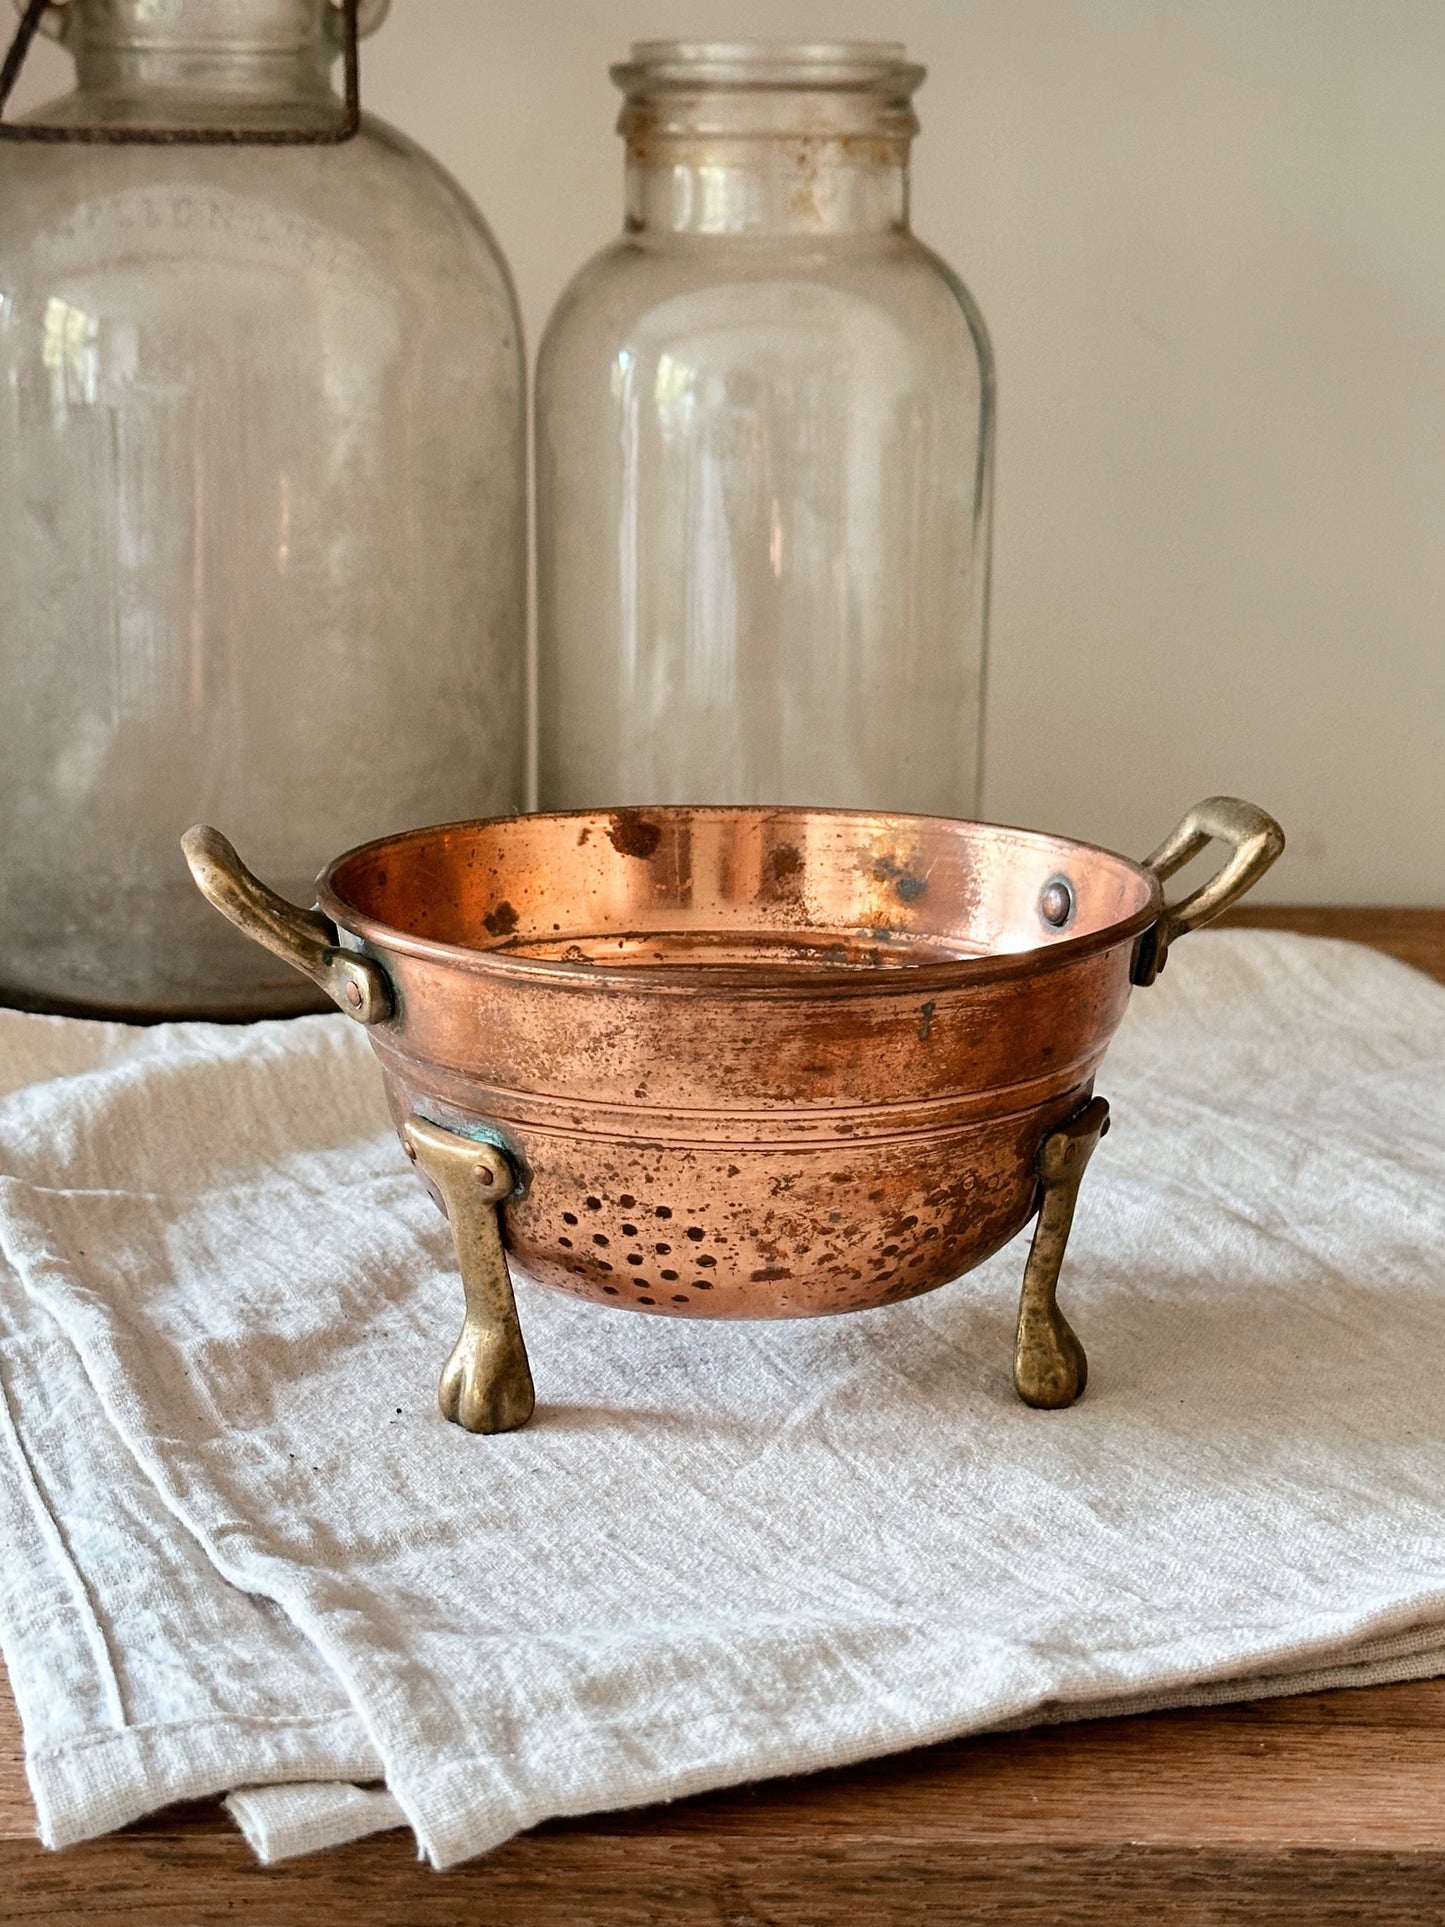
(345, 981, 363, 1007)
(475, 1165, 495, 1186)
(1039, 878, 1074, 928)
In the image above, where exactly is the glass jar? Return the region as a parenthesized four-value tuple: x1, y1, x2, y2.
(536, 41, 994, 816)
(0, 0, 525, 1018)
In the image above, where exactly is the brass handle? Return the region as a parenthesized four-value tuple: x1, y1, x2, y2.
(1132, 796, 1285, 985)
(181, 826, 392, 1024)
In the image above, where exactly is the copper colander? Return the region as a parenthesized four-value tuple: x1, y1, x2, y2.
(184, 797, 1282, 1432)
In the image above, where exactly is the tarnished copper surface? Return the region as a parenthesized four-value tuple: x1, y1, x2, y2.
(185, 799, 1283, 1428)
(313, 806, 1161, 1320)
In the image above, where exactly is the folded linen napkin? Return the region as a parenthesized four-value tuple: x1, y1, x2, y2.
(2, 931, 1445, 1868)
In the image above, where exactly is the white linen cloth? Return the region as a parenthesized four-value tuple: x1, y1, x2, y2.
(2, 931, 1445, 1867)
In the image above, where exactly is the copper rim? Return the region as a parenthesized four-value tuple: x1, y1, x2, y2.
(316, 804, 1165, 998)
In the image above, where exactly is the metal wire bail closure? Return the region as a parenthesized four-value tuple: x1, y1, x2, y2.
(0, 0, 367, 144)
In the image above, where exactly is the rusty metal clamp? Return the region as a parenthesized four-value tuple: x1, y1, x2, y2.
(0, 0, 367, 144)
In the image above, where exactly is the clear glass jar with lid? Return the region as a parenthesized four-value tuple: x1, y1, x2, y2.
(536, 41, 994, 816)
(0, 0, 525, 1018)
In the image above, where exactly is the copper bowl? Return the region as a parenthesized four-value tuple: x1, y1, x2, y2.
(184, 798, 1282, 1432)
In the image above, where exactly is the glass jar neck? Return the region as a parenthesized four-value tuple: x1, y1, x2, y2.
(56, 0, 346, 121)
(625, 140, 909, 239)
(613, 43, 923, 241)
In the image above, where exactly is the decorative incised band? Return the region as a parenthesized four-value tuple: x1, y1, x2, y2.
(375, 1044, 1103, 1149)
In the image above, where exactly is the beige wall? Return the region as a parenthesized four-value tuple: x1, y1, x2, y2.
(15, 2, 1445, 901)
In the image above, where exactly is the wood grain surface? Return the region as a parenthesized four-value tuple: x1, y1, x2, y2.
(1219, 904, 1445, 983)
(4, 906, 1443, 1924)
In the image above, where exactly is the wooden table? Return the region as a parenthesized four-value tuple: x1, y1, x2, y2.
(5, 907, 1443, 1925)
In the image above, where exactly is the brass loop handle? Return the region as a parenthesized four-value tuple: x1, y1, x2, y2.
(1132, 796, 1285, 986)
(181, 825, 392, 1025)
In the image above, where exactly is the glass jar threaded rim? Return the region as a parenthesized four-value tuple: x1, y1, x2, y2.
(612, 41, 925, 146)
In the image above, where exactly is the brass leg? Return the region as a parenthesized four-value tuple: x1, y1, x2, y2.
(1013, 1096, 1110, 1411)
(402, 1116, 536, 1435)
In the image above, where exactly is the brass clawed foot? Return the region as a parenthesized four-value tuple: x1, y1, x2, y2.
(403, 1116, 536, 1435)
(1013, 1096, 1110, 1411)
